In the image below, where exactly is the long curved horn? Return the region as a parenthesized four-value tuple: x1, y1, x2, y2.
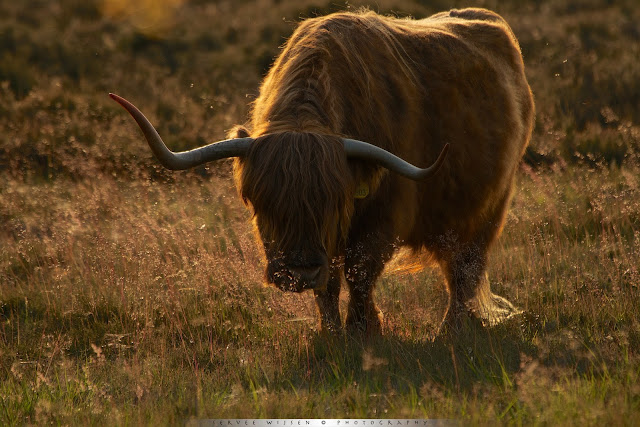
(109, 93, 253, 170)
(343, 138, 449, 181)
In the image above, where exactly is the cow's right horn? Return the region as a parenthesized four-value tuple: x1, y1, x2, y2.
(110, 94, 253, 170)
(343, 138, 449, 181)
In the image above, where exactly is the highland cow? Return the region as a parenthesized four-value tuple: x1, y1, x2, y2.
(111, 7, 534, 334)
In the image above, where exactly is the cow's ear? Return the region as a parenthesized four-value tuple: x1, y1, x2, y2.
(348, 160, 387, 200)
(228, 125, 250, 139)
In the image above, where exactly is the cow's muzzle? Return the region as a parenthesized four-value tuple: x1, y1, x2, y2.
(267, 253, 329, 292)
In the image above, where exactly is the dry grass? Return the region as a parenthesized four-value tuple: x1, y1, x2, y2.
(1, 0, 640, 423)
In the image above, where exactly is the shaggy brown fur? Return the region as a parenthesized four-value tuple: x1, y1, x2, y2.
(233, 8, 534, 333)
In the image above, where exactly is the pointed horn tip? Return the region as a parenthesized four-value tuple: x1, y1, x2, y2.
(108, 94, 143, 119)
(417, 143, 449, 180)
(433, 143, 449, 170)
(441, 143, 450, 159)
(109, 93, 128, 107)
(436, 143, 449, 163)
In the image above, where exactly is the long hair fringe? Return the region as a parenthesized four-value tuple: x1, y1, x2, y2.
(234, 132, 355, 255)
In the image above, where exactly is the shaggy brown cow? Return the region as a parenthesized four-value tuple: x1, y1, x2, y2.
(111, 7, 534, 334)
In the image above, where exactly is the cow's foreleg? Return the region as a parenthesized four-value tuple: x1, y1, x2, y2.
(313, 269, 342, 332)
(344, 237, 394, 335)
(345, 272, 383, 335)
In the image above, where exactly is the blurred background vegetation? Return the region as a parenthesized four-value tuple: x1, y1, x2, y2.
(0, 0, 639, 180)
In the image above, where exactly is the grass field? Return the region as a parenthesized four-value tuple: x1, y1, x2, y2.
(1, 0, 640, 423)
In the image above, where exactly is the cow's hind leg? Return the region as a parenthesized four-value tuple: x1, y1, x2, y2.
(438, 192, 522, 332)
(439, 243, 520, 333)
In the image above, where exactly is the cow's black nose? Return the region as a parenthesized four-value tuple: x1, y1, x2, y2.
(289, 265, 322, 288)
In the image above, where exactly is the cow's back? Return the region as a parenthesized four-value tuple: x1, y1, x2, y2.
(251, 9, 534, 248)
(392, 8, 535, 247)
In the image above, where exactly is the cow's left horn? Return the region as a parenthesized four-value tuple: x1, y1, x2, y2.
(110, 93, 253, 170)
(343, 138, 449, 180)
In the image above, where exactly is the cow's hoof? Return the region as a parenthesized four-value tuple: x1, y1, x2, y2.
(437, 302, 483, 337)
(438, 293, 522, 337)
(346, 306, 383, 336)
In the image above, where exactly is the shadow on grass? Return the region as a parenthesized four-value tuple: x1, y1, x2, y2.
(285, 313, 544, 395)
